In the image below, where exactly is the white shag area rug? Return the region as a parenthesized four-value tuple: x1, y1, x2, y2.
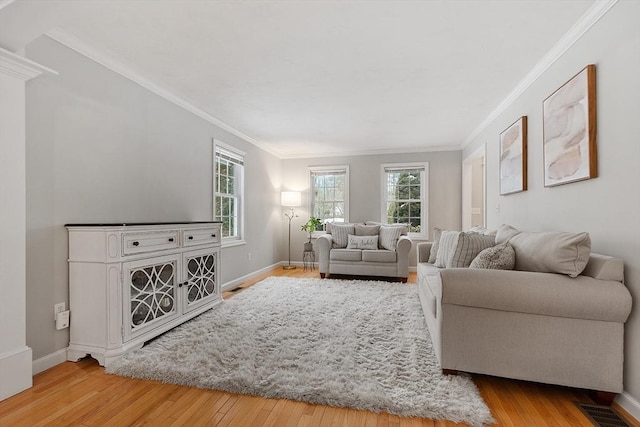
(107, 276, 494, 426)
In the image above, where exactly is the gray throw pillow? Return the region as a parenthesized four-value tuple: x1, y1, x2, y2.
(469, 242, 516, 270)
(379, 225, 403, 251)
(355, 224, 380, 236)
(448, 232, 496, 268)
(330, 224, 355, 248)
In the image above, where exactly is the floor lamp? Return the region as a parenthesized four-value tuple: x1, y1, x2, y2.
(281, 191, 301, 270)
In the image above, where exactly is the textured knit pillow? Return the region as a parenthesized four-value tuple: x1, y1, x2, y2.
(355, 224, 380, 236)
(379, 225, 403, 251)
(330, 224, 355, 248)
(346, 235, 378, 250)
(428, 228, 444, 264)
(434, 230, 460, 267)
(469, 242, 516, 270)
(448, 232, 496, 268)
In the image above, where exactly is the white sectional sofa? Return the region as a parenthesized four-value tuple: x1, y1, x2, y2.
(416, 225, 633, 399)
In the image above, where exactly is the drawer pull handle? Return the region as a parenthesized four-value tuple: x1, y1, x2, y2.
(211, 234, 216, 238)
(188, 236, 194, 240)
(132, 241, 140, 246)
(168, 238, 174, 242)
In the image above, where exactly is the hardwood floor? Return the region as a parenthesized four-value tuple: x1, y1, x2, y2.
(2, 267, 638, 427)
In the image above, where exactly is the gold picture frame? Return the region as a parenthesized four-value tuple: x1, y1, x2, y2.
(543, 64, 597, 187)
(499, 116, 527, 195)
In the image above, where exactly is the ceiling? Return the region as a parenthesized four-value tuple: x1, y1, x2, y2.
(0, 0, 597, 158)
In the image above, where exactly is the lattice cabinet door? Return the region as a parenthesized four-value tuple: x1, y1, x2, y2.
(181, 247, 220, 314)
(122, 254, 181, 341)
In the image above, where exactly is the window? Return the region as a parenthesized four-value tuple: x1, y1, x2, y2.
(381, 163, 428, 237)
(309, 166, 349, 231)
(214, 141, 245, 242)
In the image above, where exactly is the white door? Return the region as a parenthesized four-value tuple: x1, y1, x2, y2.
(182, 247, 220, 314)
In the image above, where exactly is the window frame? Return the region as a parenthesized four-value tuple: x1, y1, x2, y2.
(380, 162, 429, 239)
(213, 139, 246, 246)
(308, 165, 350, 234)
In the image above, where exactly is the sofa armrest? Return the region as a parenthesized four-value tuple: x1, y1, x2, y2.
(397, 235, 412, 278)
(316, 234, 333, 273)
(417, 242, 433, 263)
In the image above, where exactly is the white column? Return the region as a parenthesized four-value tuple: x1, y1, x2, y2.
(0, 48, 56, 401)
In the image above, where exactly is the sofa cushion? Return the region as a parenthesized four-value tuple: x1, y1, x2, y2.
(330, 249, 362, 262)
(495, 225, 591, 277)
(469, 242, 515, 270)
(346, 234, 378, 250)
(330, 224, 355, 248)
(379, 225, 403, 251)
(439, 268, 632, 323)
(355, 224, 380, 236)
(428, 228, 444, 264)
(362, 250, 397, 263)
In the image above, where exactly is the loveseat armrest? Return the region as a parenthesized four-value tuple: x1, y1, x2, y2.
(397, 235, 412, 278)
(417, 242, 433, 263)
(316, 234, 333, 274)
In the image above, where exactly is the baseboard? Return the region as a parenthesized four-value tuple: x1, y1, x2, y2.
(615, 391, 640, 423)
(32, 348, 68, 375)
(221, 262, 285, 291)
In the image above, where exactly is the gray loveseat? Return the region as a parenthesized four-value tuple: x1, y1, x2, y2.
(317, 222, 411, 282)
(416, 225, 633, 398)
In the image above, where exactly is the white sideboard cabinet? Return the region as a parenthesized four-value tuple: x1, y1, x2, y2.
(66, 222, 222, 367)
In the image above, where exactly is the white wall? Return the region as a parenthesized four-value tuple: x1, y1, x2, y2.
(281, 150, 462, 265)
(464, 0, 640, 409)
(24, 36, 282, 360)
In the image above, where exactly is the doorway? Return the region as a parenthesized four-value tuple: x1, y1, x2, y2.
(462, 145, 486, 231)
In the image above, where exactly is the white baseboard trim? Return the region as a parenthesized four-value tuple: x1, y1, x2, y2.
(221, 262, 284, 292)
(616, 391, 640, 422)
(32, 348, 68, 375)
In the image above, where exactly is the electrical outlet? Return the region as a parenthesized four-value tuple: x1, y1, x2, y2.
(54, 302, 65, 320)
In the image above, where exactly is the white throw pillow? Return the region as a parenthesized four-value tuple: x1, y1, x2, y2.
(346, 235, 379, 250)
(428, 228, 444, 264)
(434, 231, 460, 267)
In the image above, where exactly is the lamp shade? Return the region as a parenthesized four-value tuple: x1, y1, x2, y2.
(281, 191, 302, 207)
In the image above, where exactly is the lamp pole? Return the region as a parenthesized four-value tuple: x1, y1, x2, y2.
(283, 207, 296, 270)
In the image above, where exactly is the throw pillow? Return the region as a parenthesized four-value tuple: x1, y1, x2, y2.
(495, 224, 521, 244)
(330, 224, 355, 249)
(355, 224, 380, 236)
(346, 234, 379, 250)
(428, 228, 444, 264)
(379, 225, 403, 251)
(448, 232, 496, 268)
(469, 242, 516, 270)
(434, 230, 460, 267)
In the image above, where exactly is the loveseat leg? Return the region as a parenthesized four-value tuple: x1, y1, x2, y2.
(401, 277, 407, 283)
(320, 273, 326, 279)
(593, 391, 617, 406)
(442, 369, 458, 376)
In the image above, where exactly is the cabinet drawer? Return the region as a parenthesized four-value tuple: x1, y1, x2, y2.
(183, 227, 220, 247)
(123, 231, 180, 255)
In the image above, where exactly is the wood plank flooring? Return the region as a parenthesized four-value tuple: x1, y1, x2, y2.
(1, 267, 638, 426)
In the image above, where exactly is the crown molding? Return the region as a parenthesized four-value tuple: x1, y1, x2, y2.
(0, 47, 57, 80)
(44, 28, 284, 159)
(461, 0, 619, 149)
(281, 143, 460, 160)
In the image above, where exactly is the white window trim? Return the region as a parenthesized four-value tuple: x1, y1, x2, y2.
(213, 139, 246, 246)
(380, 162, 429, 239)
(308, 165, 350, 235)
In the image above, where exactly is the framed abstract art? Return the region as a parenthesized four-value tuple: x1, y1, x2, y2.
(543, 64, 597, 187)
(499, 116, 527, 195)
